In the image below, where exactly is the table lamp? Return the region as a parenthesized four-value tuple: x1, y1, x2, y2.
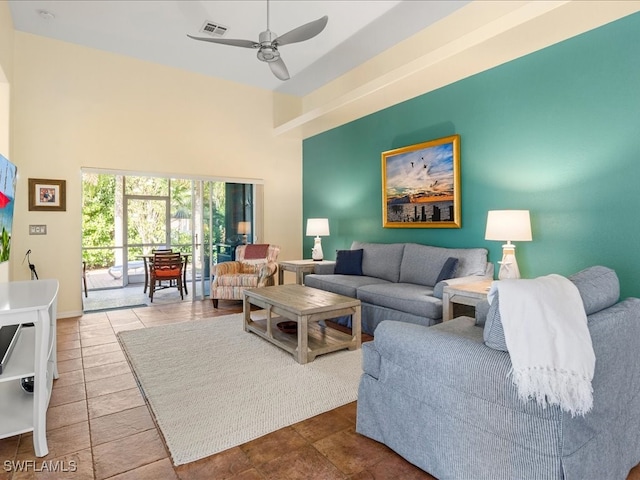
(485, 210, 532, 280)
(306, 218, 330, 261)
(237, 221, 251, 244)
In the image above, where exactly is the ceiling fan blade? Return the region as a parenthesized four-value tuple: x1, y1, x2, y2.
(269, 57, 290, 81)
(187, 35, 258, 49)
(275, 15, 328, 47)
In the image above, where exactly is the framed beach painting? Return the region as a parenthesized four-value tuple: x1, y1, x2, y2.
(382, 134, 461, 228)
(28, 178, 67, 212)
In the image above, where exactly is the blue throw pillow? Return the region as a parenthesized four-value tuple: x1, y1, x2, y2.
(436, 257, 459, 284)
(335, 249, 363, 275)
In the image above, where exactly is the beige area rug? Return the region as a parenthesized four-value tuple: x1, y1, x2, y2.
(117, 313, 363, 466)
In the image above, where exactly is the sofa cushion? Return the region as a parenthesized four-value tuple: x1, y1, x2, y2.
(334, 249, 363, 275)
(443, 247, 488, 277)
(351, 241, 405, 283)
(304, 274, 390, 298)
(357, 283, 442, 319)
(399, 243, 488, 287)
(569, 266, 619, 315)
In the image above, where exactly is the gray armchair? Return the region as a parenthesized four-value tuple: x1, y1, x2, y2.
(356, 266, 640, 479)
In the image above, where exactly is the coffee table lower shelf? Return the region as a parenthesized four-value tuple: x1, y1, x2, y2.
(246, 317, 357, 362)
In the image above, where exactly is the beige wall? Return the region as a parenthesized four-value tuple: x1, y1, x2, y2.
(0, 1, 13, 85)
(11, 32, 303, 316)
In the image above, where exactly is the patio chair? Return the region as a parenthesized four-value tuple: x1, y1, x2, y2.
(211, 244, 280, 308)
(142, 249, 173, 293)
(149, 253, 184, 302)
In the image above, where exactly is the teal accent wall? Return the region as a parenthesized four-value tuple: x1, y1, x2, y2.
(303, 12, 640, 298)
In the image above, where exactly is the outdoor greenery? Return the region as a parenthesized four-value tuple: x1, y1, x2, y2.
(82, 174, 116, 268)
(82, 174, 231, 270)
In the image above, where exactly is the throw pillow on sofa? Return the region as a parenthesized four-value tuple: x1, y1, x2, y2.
(431, 258, 460, 299)
(436, 257, 459, 284)
(335, 249, 363, 275)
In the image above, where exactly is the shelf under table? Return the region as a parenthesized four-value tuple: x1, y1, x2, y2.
(0, 379, 35, 438)
(0, 326, 35, 382)
(247, 316, 355, 358)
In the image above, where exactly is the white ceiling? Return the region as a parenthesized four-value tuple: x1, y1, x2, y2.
(8, 0, 471, 96)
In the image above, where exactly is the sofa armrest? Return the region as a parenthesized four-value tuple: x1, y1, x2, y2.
(372, 319, 515, 391)
(362, 342, 381, 380)
(370, 319, 536, 411)
(313, 263, 336, 275)
(374, 318, 484, 367)
(215, 261, 242, 276)
(257, 262, 278, 286)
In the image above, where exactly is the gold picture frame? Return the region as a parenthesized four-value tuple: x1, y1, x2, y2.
(382, 134, 461, 228)
(28, 178, 66, 212)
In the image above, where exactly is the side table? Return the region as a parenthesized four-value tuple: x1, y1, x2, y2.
(277, 260, 335, 285)
(442, 279, 493, 321)
(0, 279, 59, 457)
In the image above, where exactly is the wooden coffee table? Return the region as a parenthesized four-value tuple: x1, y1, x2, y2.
(243, 284, 361, 364)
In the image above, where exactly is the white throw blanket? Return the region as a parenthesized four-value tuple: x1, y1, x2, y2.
(487, 274, 595, 416)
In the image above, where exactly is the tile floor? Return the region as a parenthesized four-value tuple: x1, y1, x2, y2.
(1, 299, 639, 479)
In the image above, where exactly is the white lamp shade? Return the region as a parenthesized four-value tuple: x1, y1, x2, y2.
(485, 210, 532, 241)
(237, 221, 251, 235)
(306, 218, 330, 236)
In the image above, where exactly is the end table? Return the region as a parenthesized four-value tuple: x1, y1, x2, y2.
(442, 279, 493, 321)
(277, 260, 335, 285)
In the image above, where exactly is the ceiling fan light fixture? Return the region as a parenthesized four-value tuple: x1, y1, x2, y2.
(257, 47, 280, 63)
(187, 0, 328, 80)
(37, 9, 55, 21)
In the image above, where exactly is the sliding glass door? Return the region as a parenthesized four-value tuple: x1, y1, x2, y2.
(81, 170, 257, 310)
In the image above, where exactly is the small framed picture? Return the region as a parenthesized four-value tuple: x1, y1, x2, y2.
(28, 178, 66, 211)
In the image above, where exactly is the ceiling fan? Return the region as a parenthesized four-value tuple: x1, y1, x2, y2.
(187, 0, 328, 81)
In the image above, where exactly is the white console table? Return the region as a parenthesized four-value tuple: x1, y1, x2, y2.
(0, 279, 59, 457)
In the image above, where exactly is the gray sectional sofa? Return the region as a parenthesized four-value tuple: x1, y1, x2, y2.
(304, 241, 493, 335)
(356, 266, 640, 479)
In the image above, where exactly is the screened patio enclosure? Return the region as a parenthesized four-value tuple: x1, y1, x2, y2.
(81, 170, 260, 311)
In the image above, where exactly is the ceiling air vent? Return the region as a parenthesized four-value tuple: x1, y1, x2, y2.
(200, 21, 228, 37)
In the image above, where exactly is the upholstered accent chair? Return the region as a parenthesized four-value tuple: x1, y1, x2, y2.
(211, 244, 280, 308)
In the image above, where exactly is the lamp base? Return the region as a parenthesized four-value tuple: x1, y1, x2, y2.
(497, 243, 520, 280)
(311, 237, 324, 261)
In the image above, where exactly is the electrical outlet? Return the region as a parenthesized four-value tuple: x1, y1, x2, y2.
(29, 225, 47, 235)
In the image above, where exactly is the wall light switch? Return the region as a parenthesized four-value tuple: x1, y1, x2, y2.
(29, 225, 47, 235)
